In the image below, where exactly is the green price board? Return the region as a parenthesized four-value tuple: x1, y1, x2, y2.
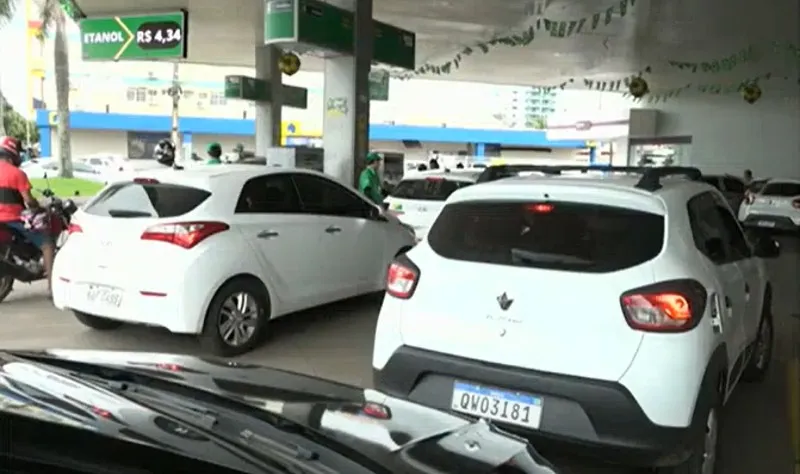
(80, 11, 187, 61)
(263, 0, 415, 70)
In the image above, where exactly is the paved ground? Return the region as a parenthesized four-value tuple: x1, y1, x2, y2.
(2, 238, 798, 474)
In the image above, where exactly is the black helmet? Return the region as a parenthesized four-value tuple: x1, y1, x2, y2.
(154, 139, 176, 166)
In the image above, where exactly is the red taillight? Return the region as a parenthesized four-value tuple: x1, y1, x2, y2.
(386, 256, 420, 299)
(361, 402, 391, 420)
(621, 280, 706, 332)
(526, 203, 554, 213)
(91, 406, 112, 418)
(133, 178, 159, 184)
(792, 199, 800, 209)
(141, 221, 228, 249)
(155, 363, 182, 372)
(67, 223, 83, 234)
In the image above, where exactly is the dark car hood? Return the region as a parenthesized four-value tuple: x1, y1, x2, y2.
(0, 349, 558, 474)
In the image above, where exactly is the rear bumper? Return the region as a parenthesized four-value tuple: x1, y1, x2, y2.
(373, 346, 695, 467)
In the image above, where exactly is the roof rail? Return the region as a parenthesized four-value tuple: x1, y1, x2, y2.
(483, 165, 702, 191)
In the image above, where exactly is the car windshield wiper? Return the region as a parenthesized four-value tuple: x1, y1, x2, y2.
(107, 209, 154, 218)
(67, 370, 336, 474)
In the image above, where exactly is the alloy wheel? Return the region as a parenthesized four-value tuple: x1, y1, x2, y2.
(217, 291, 260, 347)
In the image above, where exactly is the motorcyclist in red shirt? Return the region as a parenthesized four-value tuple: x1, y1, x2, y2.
(0, 136, 54, 289)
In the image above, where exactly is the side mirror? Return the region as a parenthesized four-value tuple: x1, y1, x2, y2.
(380, 201, 389, 211)
(370, 205, 387, 221)
(754, 236, 780, 258)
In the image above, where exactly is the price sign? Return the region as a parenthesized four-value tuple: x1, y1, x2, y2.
(80, 11, 188, 61)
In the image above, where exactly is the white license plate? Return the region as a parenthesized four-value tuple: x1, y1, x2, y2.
(451, 381, 543, 429)
(757, 220, 776, 228)
(85, 285, 123, 308)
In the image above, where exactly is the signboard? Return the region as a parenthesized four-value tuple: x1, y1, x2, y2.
(80, 11, 188, 61)
(368, 70, 389, 101)
(223, 75, 308, 109)
(263, 0, 415, 70)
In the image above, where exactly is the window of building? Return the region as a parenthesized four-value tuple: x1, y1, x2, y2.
(126, 87, 147, 102)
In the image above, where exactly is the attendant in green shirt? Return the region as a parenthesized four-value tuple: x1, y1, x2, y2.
(206, 142, 223, 165)
(358, 152, 383, 204)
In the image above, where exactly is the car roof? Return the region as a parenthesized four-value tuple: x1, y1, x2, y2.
(402, 169, 480, 182)
(450, 171, 712, 215)
(763, 178, 800, 185)
(133, 165, 344, 190)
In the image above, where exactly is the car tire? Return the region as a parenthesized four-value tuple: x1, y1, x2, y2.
(200, 277, 270, 357)
(0, 275, 13, 303)
(73, 311, 124, 330)
(741, 293, 773, 383)
(656, 396, 721, 474)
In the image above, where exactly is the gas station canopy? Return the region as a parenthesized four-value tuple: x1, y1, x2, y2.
(71, 0, 799, 91)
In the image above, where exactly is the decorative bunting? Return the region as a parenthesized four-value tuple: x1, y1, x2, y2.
(666, 42, 800, 74)
(394, 0, 634, 79)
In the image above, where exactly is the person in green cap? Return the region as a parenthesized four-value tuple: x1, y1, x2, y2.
(206, 142, 223, 165)
(358, 152, 383, 204)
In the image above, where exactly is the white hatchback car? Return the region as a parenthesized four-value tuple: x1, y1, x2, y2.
(738, 178, 800, 232)
(383, 170, 481, 241)
(52, 166, 416, 356)
(373, 166, 779, 473)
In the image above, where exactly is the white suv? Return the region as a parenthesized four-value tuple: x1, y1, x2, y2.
(739, 178, 800, 232)
(372, 166, 779, 473)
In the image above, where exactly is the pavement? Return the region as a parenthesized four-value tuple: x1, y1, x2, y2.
(1, 238, 798, 474)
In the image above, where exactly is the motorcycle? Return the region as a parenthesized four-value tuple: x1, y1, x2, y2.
(0, 186, 79, 303)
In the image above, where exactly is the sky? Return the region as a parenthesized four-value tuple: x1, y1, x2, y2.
(0, 2, 27, 112)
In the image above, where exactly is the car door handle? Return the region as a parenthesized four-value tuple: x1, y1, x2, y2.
(257, 230, 279, 239)
(724, 296, 732, 308)
(324, 226, 342, 234)
(744, 283, 750, 294)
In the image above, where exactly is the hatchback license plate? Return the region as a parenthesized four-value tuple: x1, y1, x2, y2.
(451, 381, 543, 429)
(85, 285, 123, 308)
(757, 220, 776, 228)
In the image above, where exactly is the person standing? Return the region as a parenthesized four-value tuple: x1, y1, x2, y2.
(206, 142, 224, 165)
(358, 152, 383, 204)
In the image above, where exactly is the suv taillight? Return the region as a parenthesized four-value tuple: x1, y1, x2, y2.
(141, 221, 228, 249)
(386, 255, 420, 299)
(621, 279, 707, 332)
(67, 223, 83, 234)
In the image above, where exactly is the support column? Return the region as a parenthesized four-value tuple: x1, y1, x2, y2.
(182, 131, 193, 161)
(322, 0, 373, 186)
(255, 1, 283, 160)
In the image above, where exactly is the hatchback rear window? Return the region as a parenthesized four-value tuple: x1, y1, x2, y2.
(427, 201, 664, 273)
(390, 178, 472, 201)
(85, 182, 211, 218)
(760, 182, 800, 197)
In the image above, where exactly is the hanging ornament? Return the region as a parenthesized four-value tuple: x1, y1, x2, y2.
(628, 76, 650, 99)
(279, 52, 301, 76)
(741, 82, 762, 104)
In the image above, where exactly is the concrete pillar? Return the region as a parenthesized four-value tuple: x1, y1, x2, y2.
(254, 1, 283, 159)
(322, 0, 373, 186)
(611, 138, 629, 166)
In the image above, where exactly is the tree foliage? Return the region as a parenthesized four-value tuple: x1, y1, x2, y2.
(1, 95, 39, 143)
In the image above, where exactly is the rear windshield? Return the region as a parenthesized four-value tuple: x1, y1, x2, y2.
(427, 201, 664, 273)
(85, 182, 211, 218)
(390, 178, 472, 201)
(760, 182, 800, 197)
